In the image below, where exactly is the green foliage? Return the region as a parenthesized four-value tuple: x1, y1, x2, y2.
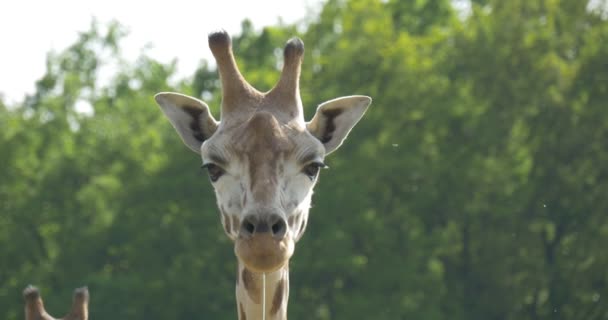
(1, 1, 608, 319)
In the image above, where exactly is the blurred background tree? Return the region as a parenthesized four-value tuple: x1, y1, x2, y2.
(1, 0, 607, 319)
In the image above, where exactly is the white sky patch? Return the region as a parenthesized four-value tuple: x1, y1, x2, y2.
(0, 0, 322, 104)
(74, 99, 94, 116)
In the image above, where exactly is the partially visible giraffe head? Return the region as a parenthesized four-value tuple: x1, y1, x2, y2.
(155, 31, 371, 273)
(23, 285, 89, 320)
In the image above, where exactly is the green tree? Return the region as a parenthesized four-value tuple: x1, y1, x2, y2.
(1, 1, 607, 319)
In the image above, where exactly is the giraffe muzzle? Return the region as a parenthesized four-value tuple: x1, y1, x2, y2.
(235, 213, 294, 272)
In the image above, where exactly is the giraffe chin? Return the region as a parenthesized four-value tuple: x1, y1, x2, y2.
(235, 233, 294, 273)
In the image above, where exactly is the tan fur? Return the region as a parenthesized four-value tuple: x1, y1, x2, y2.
(24, 286, 89, 320)
(209, 31, 304, 123)
(241, 268, 261, 304)
(265, 38, 305, 118)
(208, 31, 262, 113)
(236, 233, 293, 273)
(237, 112, 291, 203)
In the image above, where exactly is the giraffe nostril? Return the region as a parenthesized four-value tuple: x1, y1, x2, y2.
(271, 218, 287, 239)
(244, 221, 255, 234)
(271, 222, 281, 234)
(240, 217, 256, 238)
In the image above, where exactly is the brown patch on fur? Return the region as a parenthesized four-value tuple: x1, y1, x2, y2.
(271, 278, 285, 315)
(320, 108, 344, 143)
(239, 302, 247, 320)
(241, 268, 260, 303)
(237, 112, 292, 203)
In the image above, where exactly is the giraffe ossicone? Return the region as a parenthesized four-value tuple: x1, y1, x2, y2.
(156, 30, 371, 319)
(23, 285, 89, 320)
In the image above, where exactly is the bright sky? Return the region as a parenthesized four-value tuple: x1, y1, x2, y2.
(0, 0, 322, 104)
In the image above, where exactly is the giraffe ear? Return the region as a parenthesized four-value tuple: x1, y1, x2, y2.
(155, 92, 219, 153)
(306, 95, 371, 155)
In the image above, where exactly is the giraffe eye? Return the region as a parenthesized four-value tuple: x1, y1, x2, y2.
(302, 162, 326, 180)
(201, 163, 225, 182)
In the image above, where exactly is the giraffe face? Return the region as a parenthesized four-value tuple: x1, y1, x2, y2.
(201, 111, 324, 272)
(156, 92, 371, 273)
(155, 31, 371, 274)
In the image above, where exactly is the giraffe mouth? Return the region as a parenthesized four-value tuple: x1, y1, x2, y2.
(235, 233, 294, 272)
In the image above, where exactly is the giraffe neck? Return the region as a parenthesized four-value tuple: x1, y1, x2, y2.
(236, 261, 289, 320)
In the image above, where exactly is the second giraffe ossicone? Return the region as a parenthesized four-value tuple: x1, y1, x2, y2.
(155, 30, 371, 320)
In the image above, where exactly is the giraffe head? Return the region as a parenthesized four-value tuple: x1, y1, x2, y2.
(155, 31, 371, 273)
